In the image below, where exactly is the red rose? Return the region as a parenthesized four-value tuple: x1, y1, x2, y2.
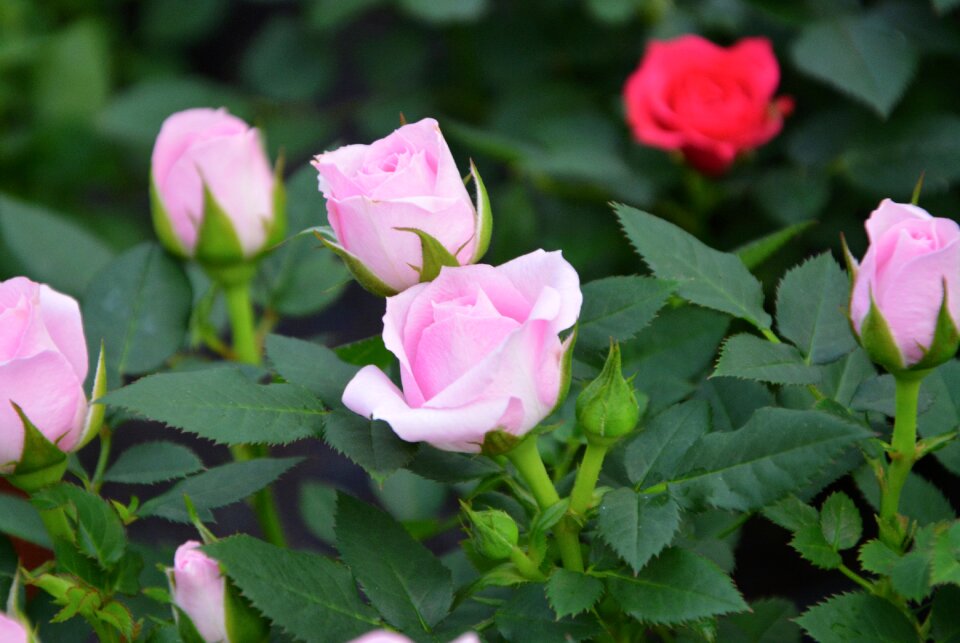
(623, 35, 793, 175)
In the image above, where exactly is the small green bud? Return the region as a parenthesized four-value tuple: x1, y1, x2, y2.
(576, 342, 645, 443)
(464, 505, 519, 561)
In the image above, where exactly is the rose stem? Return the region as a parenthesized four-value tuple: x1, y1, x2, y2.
(223, 281, 287, 548)
(506, 436, 584, 571)
(879, 372, 925, 550)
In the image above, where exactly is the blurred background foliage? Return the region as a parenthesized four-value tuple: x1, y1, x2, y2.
(4, 0, 960, 302)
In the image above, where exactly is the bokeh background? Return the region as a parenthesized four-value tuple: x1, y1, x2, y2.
(3, 0, 960, 638)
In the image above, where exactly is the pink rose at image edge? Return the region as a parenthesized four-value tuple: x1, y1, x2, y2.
(0, 277, 88, 472)
(312, 117, 478, 292)
(151, 108, 276, 257)
(171, 540, 228, 643)
(623, 34, 793, 175)
(349, 630, 480, 643)
(0, 613, 29, 643)
(849, 199, 960, 367)
(342, 249, 582, 453)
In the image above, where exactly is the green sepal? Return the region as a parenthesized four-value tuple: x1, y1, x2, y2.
(468, 160, 492, 264)
(840, 233, 858, 287)
(195, 184, 247, 266)
(77, 341, 107, 450)
(203, 262, 257, 289)
(149, 176, 189, 259)
(546, 326, 578, 419)
(264, 156, 287, 250)
(911, 171, 926, 206)
(395, 227, 460, 283)
(173, 605, 207, 643)
(910, 281, 960, 371)
(224, 575, 270, 643)
(481, 430, 520, 457)
(5, 403, 67, 494)
(858, 289, 905, 372)
(311, 227, 398, 297)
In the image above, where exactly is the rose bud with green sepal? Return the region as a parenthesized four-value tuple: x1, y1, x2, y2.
(150, 108, 285, 281)
(168, 541, 268, 643)
(465, 506, 520, 561)
(848, 199, 960, 373)
(576, 341, 646, 446)
(312, 117, 491, 296)
(1, 278, 106, 492)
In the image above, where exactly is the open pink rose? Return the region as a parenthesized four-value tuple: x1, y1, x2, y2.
(151, 108, 278, 260)
(170, 541, 228, 643)
(0, 613, 29, 643)
(623, 35, 793, 175)
(849, 199, 960, 368)
(0, 277, 88, 472)
(343, 250, 581, 452)
(312, 118, 486, 294)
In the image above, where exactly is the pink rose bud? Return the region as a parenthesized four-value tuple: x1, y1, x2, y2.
(0, 613, 29, 643)
(150, 108, 283, 265)
(170, 541, 228, 643)
(0, 277, 90, 473)
(849, 199, 960, 371)
(349, 631, 479, 643)
(343, 249, 581, 452)
(623, 35, 793, 175)
(312, 117, 490, 295)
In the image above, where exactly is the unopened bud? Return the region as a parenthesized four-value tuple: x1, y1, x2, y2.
(576, 342, 645, 443)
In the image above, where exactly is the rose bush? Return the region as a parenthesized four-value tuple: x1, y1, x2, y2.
(312, 117, 488, 295)
(150, 108, 282, 263)
(0, 277, 88, 472)
(623, 35, 793, 175)
(849, 199, 960, 370)
(342, 249, 581, 452)
(169, 541, 228, 643)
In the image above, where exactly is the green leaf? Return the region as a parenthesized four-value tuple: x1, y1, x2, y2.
(32, 483, 126, 568)
(776, 253, 857, 365)
(859, 539, 901, 575)
(820, 492, 862, 551)
(323, 410, 417, 479)
(934, 0, 960, 13)
(34, 20, 109, 124)
(626, 400, 710, 488)
(615, 204, 771, 329)
(841, 115, 960, 198)
(397, 0, 488, 23)
(299, 482, 337, 545)
(266, 334, 359, 408)
(931, 522, 960, 586)
(918, 360, 960, 476)
(406, 444, 500, 483)
(791, 13, 919, 117)
(607, 548, 747, 625)
(138, 458, 301, 522)
(596, 489, 681, 573)
(752, 168, 830, 225)
(0, 193, 114, 298)
(495, 584, 599, 642)
(204, 535, 380, 642)
(763, 495, 819, 533)
(670, 408, 871, 511)
(735, 221, 816, 270)
(82, 243, 192, 382)
(334, 335, 394, 371)
(104, 368, 327, 445)
(700, 378, 774, 432)
(576, 276, 675, 355)
(932, 586, 960, 643)
(790, 523, 842, 569)
(717, 598, 801, 643)
(239, 17, 332, 101)
(0, 494, 51, 548)
(796, 592, 920, 642)
(714, 333, 821, 385)
(889, 550, 933, 602)
(372, 469, 446, 523)
(103, 442, 203, 485)
(335, 493, 453, 632)
(545, 569, 604, 619)
(853, 467, 956, 526)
